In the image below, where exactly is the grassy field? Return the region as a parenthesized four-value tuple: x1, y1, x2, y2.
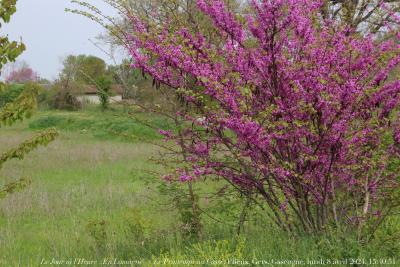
(0, 107, 399, 266)
(0, 109, 170, 265)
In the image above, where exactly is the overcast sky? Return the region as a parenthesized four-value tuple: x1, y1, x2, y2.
(2, 0, 118, 80)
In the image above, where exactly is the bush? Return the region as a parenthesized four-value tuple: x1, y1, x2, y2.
(36, 86, 52, 109)
(53, 91, 81, 110)
(0, 84, 24, 108)
(51, 90, 82, 111)
(0, 82, 49, 110)
(44, 82, 82, 111)
(96, 75, 112, 111)
(124, 0, 400, 238)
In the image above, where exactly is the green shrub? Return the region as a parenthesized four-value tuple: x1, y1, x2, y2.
(52, 91, 82, 111)
(0, 84, 24, 107)
(96, 75, 112, 111)
(123, 208, 150, 243)
(0, 83, 51, 109)
(86, 219, 107, 253)
(45, 82, 82, 111)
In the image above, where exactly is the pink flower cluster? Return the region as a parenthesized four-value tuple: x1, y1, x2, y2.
(125, 0, 400, 228)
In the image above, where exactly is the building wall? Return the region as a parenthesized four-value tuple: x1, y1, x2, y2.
(77, 95, 122, 104)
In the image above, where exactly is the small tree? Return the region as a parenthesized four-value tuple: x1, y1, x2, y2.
(96, 75, 112, 111)
(0, 0, 58, 199)
(121, 0, 400, 238)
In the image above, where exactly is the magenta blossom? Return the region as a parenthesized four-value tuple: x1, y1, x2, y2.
(125, 0, 400, 233)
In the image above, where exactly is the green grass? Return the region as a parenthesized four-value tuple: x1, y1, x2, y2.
(0, 109, 172, 265)
(0, 107, 399, 266)
(28, 108, 172, 141)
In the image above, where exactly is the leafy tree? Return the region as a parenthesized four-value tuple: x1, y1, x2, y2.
(0, 0, 58, 199)
(121, 0, 400, 239)
(73, 0, 400, 238)
(49, 54, 108, 110)
(60, 54, 107, 85)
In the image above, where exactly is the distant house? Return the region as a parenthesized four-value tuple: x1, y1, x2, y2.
(77, 84, 123, 104)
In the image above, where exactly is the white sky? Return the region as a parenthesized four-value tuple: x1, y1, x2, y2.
(2, 0, 119, 80)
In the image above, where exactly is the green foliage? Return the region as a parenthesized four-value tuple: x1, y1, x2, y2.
(51, 90, 82, 111)
(0, 177, 30, 199)
(157, 181, 202, 239)
(123, 208, 149, 242)
(0, 84, 38, 126)
(28, 115, 68, 129)
(46, 80, 82, 111)
(86, 219, 107, 252)
(36, 86, 52, 108)
(0, 0, 25, 75)
(60, 54, 107, 85)
(96, 75, 112, 111)
(0, 83, 24, 108)
(107, 60, 143, 99)
(0, 0, 16, 23)
(0, 0, 57, 201)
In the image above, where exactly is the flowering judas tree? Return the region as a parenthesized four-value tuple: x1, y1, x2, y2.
(6, 65, 38, 83)
(123, 0, 400, 235)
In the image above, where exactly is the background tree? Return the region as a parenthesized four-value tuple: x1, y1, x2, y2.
(0, 0, 58, 199)
(5, 62, 38, 83)
(50, 54, 109, 110)
(68, 0, 244, 96)
(323, 0, 400, 34)
(60, 54, 107, 85)
(106, 59, 141, 99)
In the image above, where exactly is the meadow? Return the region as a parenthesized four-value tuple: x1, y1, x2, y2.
(0, 107, 399, 266)
(2, 0, 400, 265)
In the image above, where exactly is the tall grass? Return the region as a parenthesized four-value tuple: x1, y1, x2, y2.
(0, 109, 399, 266)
